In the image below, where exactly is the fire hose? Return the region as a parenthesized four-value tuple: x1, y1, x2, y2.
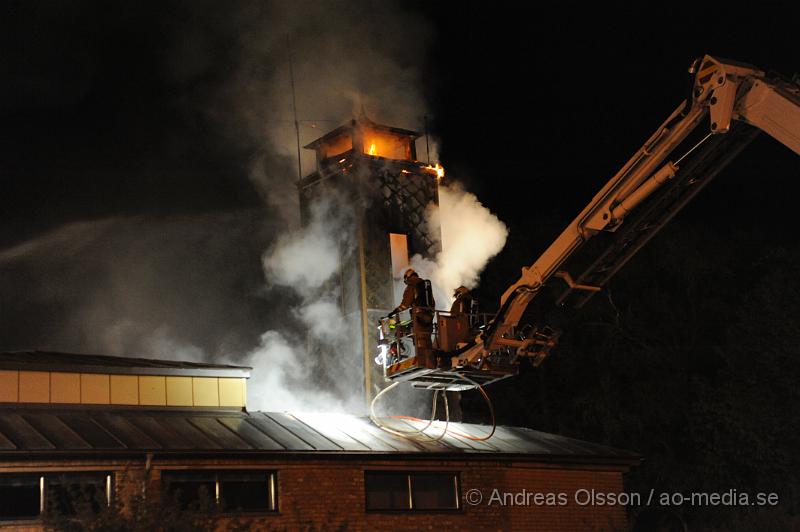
(369, 374, 496, 442)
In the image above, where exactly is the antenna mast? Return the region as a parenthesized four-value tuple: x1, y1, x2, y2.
(288, 51, 302, 181)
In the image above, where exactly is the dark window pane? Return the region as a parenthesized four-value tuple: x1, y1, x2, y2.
(219, 472, 274, 512)
(365, 472, 409, 510)
(46, 474, 106, 516)
(411, 473, 459, 510)
(162, 473, 215, 511)
(166, 481, 215, 511)
(0, 476, 40, 520)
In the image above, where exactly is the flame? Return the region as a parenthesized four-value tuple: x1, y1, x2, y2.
(424, 163, 445, 180)
(368, 142, 377, 156)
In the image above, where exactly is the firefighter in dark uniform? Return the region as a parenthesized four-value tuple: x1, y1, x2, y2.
(388, 268, 436, 368)
(450, 286, 473, 316)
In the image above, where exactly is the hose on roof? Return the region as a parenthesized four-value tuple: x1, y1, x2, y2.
(369, 375, 496, 442)
(369, 382, 449, 442)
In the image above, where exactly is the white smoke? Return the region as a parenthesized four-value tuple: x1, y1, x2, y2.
(0, 1, 451, 416)
(262, 195, 352, 293)
(240, 193, 363, 413)
(241, 331, 352, 413)
(244, 179, 507, 415)
(0, 210, 280, 363)
(207, 1, 436, 413)
(410, 182, 508, 306)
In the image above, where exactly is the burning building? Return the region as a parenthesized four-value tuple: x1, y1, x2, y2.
(0, 119, 644, 530)
(0, 350, 639, 531)
(299, 117, 443, 407)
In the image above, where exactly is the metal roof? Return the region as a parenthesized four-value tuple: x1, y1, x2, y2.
(0, 406, 639, 465)
(0, 351, 251, 378)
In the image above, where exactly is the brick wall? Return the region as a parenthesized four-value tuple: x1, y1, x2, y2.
(1, 456, 632, 532)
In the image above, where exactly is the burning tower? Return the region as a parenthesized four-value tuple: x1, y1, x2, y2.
(299, 117, 441, 407)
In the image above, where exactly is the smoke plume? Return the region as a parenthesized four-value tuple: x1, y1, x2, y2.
(410, 182, 509, 306)
(0, 211, 280, 363)
(243, 191, 363, 413)
(201, 0, 435, 412)
(0, 0, 446, 414)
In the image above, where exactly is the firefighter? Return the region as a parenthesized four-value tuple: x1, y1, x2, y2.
(387, 268, 436, 367)
(443, 285, 476, 354)
(449, 286, 473, 316)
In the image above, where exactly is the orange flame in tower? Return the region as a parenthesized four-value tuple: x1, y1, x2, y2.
(368, 142, 377, 156)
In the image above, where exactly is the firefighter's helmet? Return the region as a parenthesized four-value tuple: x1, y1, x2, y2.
(453, 285, 469, 298)
(403, 268, 418, 283)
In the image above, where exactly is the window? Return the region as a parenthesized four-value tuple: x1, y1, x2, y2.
(46, 474, 108, 516)
(389, 233, 409, 279)
(162, 471, 277, 513)
(162, 472, 216, 511)
(0, 473, 110, 521)
(0, 476, 40, 520)
(365, 471, 460, 511)
(219, 472, 275, 512)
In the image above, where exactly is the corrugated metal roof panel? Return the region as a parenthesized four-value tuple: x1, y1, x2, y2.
(159, 417, 223, 450)
(217, 418, 284, 451)
(476, 426, 536, 454)
(127, 416, 194, 449)
(290, 414, 372, 452)
(263, 413, 341, 451)
(245, 413, 314, 451)
(318, 415, 421, 453)
(94, 415, 161, 450)
(436, 423, 503, 452)
(57, 415, 125, 449)
(187, 417, 252, 450)
(22, 414, 91, 450)
(379, 418, 459, 453)
(0, 406, 639, 464)
(0, 428, 17, 450)
(0, 414, 55, 450)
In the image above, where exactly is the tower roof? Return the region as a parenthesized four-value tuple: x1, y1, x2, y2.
(303, 118, 421, 150)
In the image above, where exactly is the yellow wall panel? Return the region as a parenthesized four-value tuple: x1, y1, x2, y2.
(218, 378, 245, 407)
(81, 374, 110, 404)
(19, 371, 49, 403)
(51, 372, 80, 403)
(2, 369, 246, 408)
(166, 377, 193, 406)
(110, 375, 139, 405)
(139, 376, 166, 405)
(192, 377, 219, 407)
(0, 371, 19, 402)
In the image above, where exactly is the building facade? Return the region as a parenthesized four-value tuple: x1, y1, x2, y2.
(0, 351, 639, 531)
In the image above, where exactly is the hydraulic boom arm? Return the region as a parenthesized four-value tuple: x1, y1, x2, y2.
(460, 55, 800, 367)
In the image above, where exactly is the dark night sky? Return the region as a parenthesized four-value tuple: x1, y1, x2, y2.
(1, 1, 799, 358)
(3, 2, 798, 238)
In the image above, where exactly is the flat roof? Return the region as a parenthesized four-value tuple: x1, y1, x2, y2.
(0, 405, 640, 466)
(0, 351, 251, 378)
